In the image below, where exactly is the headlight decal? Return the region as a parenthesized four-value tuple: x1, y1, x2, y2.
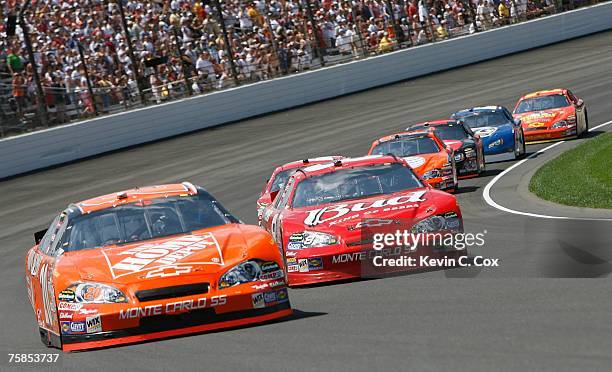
(411, 212, 462, 234)
(219, 260, 284, 289)
(62, 283, 128, 304)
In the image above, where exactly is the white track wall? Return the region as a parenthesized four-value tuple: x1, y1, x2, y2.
(2, 3, 612, 178)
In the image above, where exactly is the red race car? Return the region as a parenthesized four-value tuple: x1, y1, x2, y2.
(367, 130, 458, 192)
(257, 156, 343, 224)
(25, 183, 291, 351)
(260, 156, 465, 286)
(406, 120, 485, 178)
(513, 89, 589, 143)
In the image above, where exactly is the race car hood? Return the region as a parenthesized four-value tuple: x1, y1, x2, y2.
(55, 224, 268, 285)
(285, 188, 456, 243)
(402, 154, 447, 175)
(442, 139, 463, 150)
(514, 108, 572, 130)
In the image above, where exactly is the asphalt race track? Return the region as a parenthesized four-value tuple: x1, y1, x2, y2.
(2, 31, 612, 371)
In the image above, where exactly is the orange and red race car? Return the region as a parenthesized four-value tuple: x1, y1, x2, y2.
(513, 89, 589, 143)
(25, 183, 291, 351)
(257, 156, 343, 224)
(259, 156, 465, 287)
(406, 120, 485, 178)
(367, 130, 458, 192)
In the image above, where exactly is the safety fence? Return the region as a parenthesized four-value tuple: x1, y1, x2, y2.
(0, 0, 605, 138)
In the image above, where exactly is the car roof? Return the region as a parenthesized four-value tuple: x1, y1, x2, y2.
(454, 106, 504, 114)
(406, 119, 458, 130)
(295, 155, 402, 179)
(276, 156, 343, 172)
(75, 182, 198, 214)
(521, 89, 567, 99)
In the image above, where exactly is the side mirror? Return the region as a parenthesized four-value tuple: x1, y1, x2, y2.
(270, 190, 280, 202)
(514, 118, 521, 126)
(445, 146, 452, 153)
(474, 134, 480, 140)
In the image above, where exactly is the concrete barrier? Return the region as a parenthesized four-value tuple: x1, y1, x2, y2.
(2, 3, 612, 179)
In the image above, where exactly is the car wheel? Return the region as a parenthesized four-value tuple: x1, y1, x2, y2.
(514, 131, 525, 159)
(478, 151, 486, 175)
(452, 162, 459, 192)
(582, 109, 589, 136)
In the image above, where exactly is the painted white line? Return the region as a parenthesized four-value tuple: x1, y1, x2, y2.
(482, 120, 612, 220)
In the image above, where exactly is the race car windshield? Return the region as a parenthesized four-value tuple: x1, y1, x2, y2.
(409, 125, 468, 140)
(59, 195, 233, 252)
(515, 95, 570, 113)
(459, 112, 509, 128)
(292, 163, 423, 208)
(371, 137, 440, 156)
(270, 168, 299, 193)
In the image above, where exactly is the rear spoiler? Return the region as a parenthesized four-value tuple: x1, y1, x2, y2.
(34, 229, 47, 245)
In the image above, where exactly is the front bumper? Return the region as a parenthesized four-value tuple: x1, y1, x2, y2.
(524, 126, 576, 143)
(285, 243, 466, 287)
(456, 157, 479, 178)
(56, 286, 291, 351)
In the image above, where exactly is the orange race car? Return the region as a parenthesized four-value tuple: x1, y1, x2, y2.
(513, 89, 589, 143)
(367, 130, 458, 192)
(25, 182, 292, 351)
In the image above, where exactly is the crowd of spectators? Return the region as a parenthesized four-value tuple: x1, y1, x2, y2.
(0, 0, 569, 127)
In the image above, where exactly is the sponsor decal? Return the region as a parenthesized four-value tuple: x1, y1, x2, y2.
(403, 156, 426, 169)
(25, 276, 34, 307)
(251, 293, 265, 309)
(86, 315, 102, 333)
(268, 279, 285, 288)
(119, 295, 227, 319)
(264, 291, 277, 304)
(252, 283, 269, 290)
(308, 258, 324, 270)
(59, 312, 73, 320)
(289, 233, 304, 242)
(303, 191, 427, 226)
(348, 219, 395, 231)
(529, 122, 546, 128)
(260, 269, 284, 280)
(40, 264, 56, 327)
(298, 259, 309, 273)
(79, 308, 98, 315)
(287, 265, 299, 272)
(287, 242, 303, 250)
(145, 265, 193, 278)
(58, 289, 75, 302)
(276, 288, 289, 302)
(286, 250, 297, 257)
(61, 321, 86, 335)
(105, 233, 223, 279)
(27, 250, 42, 276)
(58, 302, 83, 311)
(261, 261, 280, 272)
(286, 257, 297, 264)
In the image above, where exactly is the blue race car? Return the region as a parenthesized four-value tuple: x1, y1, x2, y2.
(451, 106, 526, 162)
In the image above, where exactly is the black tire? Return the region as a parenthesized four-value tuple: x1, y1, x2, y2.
(582, 109, 589, 136)
(514, 131, 526, 159)
(477, 149, 486, 175)
(452, 162, 459, 192)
